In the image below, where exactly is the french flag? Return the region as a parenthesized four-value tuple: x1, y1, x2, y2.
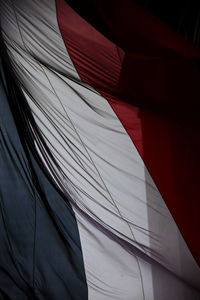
(0, 0, 200, 299)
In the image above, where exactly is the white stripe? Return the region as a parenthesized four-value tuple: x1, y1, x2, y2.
(1, 0, 200, 299)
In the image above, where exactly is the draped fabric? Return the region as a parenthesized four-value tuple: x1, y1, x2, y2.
(0, 37, 87, 300)
(0, 0, 200, 299)
(59, 0, 200, 265)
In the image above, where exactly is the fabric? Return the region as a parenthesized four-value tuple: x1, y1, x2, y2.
(59, 0, 200, 265)
(0, 0, 200, 299)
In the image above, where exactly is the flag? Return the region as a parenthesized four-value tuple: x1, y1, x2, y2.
(0, 0, 200, 299)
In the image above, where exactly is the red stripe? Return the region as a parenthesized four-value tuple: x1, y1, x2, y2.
(56, 0, 200, 264)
